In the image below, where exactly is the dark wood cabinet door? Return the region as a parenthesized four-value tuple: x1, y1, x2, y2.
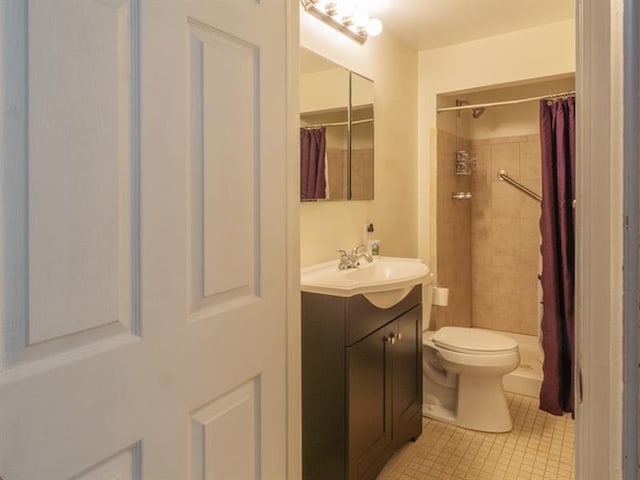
(392, 306, 423, 443)
(347, 325, 393, 480)
(302, 288, 422, 480)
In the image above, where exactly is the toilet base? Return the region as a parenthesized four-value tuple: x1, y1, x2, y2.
(422, 402, 456, 424)
(423, 374, 513, 433)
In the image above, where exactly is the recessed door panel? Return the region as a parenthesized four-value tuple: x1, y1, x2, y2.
(21, 0, 137, 347)
(188, 18, 259, 319)
(190, 379, 259, 480)
(347, 326, 392, 480)
(392, 306, 422, 440)
(71, 442, 141, 480)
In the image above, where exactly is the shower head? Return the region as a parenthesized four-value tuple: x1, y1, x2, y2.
(471, 107, 485, 118)
(455, 99, 485, 119)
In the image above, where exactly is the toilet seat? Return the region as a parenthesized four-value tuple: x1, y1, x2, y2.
(431, 327, 518, 355)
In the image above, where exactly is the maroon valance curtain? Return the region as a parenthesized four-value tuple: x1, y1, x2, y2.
(300, 127, 327, 200)
(539, 97, 576, 416)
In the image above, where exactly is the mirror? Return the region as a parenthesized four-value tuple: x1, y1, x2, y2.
(350, 72, 374, 200)
(299, 49, 374, 201)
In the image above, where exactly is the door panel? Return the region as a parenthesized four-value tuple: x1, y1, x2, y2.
(347, 326, 392, 480)
(1, 0, 139, 370)
(71, 443, 142, 480)
(188, 17, 259, 313)
(0, 1, 290, 478)
(392, 306, 423, 440)
(28, 0, 135, 345)
(190, 379, 259, 480)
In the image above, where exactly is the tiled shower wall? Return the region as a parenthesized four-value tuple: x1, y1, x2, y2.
(434, 130, 472, 330)
(470, 135, 542, 335)
(435, 133, 541, 336)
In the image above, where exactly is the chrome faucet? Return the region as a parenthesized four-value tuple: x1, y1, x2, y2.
(337, 245, 374, 269)
(353, 244, 374, 264)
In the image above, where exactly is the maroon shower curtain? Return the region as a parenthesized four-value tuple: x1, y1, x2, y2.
(539, 97, 576, 416)
(300, 127, 327, 200)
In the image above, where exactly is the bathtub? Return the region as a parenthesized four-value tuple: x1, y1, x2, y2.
(499, 331, 543, 398)
(424, 327, 543, 398)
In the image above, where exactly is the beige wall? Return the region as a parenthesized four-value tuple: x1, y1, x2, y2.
(418, 19, 575, 274)
(300, 8, 419, 266)
(300, 67, 349, 113)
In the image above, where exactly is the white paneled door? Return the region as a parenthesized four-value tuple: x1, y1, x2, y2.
(0, 1, 291, 479)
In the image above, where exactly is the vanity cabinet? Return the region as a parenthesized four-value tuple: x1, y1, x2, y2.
(302, 285, 423, 480)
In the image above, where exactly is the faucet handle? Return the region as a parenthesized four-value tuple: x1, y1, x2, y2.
(337, 249, 355, 270)
(351, 244, 367, 255)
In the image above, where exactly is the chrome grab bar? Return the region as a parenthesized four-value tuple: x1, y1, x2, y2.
(497, 170, 542, 203)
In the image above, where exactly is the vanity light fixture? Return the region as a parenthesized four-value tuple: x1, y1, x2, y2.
(301, 0, 383, 44)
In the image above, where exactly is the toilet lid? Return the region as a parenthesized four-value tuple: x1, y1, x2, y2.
(432, 327, 518, 354)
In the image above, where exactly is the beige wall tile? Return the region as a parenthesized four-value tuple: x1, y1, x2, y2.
(472, 268, 494, 328)
(491, 218, 520, 257)
(472, 145, 492, 184)
(520, 197, 541, 220)
(520, 139, 542, 181)
(520, 220, 541, 258)
(472, 186, 491, 220)
(470, 136, 541, 335)
(491, 182, 522, 220)
(437, 129, 472, 329)
(491, 142, 520, 178)
(439, 132, 543, 335)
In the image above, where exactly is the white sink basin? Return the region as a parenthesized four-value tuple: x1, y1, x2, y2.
(301, 257, 434, 308)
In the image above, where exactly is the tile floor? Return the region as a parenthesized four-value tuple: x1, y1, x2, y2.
(377, 393, 575, 480)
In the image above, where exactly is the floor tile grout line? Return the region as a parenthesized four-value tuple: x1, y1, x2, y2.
(377, 393, 575, 480)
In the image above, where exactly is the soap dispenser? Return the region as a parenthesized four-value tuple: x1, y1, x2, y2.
(364, 223, 380, 256)
(368, 239, 380, 256)
(363, 222, 373, 246)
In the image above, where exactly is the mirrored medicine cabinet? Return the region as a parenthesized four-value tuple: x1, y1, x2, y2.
(300, 48, 374, 201)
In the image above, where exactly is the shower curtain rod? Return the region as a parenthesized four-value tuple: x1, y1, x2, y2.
(301, 118, 373, 128)
(436, 90, 576, 114)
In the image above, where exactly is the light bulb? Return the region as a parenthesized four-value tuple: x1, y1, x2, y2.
(366, 18, 383, 36)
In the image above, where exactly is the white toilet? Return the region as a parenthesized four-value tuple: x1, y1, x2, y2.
(422, 319, 520, 432)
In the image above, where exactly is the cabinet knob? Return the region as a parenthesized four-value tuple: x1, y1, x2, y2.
(385, 333, 400, 344)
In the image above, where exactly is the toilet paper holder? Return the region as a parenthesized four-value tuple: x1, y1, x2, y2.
(432, 286, 449, 307)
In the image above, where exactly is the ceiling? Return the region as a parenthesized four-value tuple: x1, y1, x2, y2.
(372, 0, 575, 50)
